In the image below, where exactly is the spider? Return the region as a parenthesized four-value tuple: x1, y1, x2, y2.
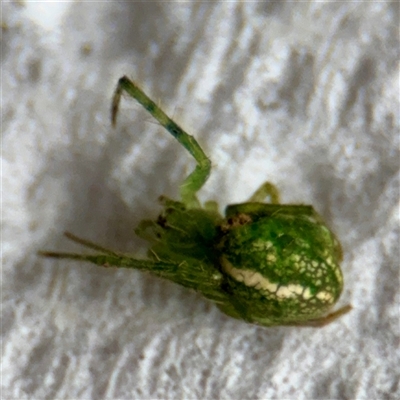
(40, 76, 351, 327)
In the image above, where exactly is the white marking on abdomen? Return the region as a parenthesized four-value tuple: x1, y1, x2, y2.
(220, 257, 332, 302)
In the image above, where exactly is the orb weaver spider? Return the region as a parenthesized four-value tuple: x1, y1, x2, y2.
(41, 76, 351, 327)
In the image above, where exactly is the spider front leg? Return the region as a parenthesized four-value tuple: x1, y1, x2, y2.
(38, 232, 179, 274)
(40, 232, 228, 303)
(112, 76, 211, 209)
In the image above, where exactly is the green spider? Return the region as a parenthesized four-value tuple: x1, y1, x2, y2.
(41, 76, 352, 327)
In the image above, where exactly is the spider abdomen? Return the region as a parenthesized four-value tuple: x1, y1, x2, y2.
(216, 205, 343, 326)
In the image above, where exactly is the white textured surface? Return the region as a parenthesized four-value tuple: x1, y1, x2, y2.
(2, 2, 399, 399)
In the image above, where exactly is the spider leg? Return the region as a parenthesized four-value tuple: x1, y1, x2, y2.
(111, 76, 211, 209)
(247, 181, 280, 204)
(39, 232, 179, 274)
(39, 232, 229, 300)
(287, 304, 353, 327)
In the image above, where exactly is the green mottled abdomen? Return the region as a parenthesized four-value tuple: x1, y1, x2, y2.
(217, 204, 343, 326)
